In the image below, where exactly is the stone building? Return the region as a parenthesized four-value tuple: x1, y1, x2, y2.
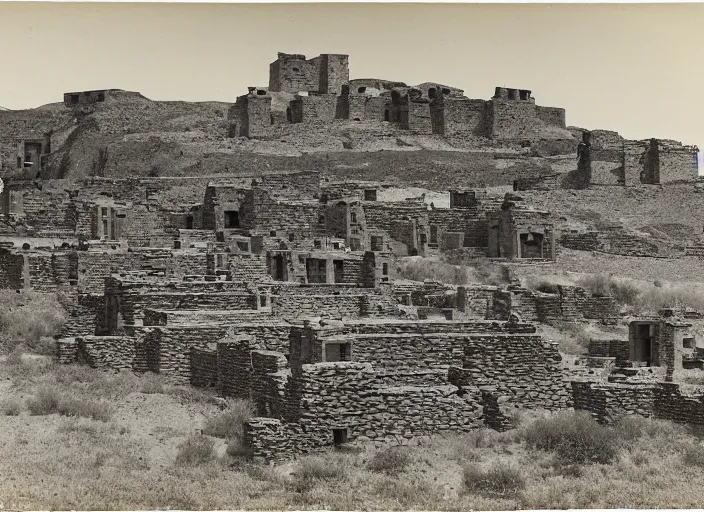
(628, 308, 701, 380)
(228, 87, 272, 138)
(183, 317, 570, 460)
(573, 129, 699, 188)
(268, 52, 349, 95)
(487, 194, 556, 260)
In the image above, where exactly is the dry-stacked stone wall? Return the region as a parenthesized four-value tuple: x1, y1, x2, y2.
(572, 380, 704, 427)
(449, 334, 570, 410)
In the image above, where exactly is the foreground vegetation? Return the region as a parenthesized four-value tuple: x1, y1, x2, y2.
(1, 356, 704, 509)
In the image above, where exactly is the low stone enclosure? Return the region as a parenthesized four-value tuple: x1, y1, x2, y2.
(189, 317, 571, 460)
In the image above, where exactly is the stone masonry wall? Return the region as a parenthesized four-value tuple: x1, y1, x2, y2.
(449, 334, 569, 410)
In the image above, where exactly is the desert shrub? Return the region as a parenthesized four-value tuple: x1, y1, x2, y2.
(291, 454, 349, 492)
(470, 259, 512, 286)
(26, 387, 61, 416)
(681, 443, 704, 468)
(174, 434, 215, 466)
(463, 463, 525, 497)
(1, 398, 22, 416)
(0, 291, 67, 353)
(522, 410, 618, 465)
(225, 437, 253, 459)
(396, 258, 468, 285)
(5, 344, 25, 365)
(57, 397, 113, 422)
(534, 281, 560, 294)
(611, 414, 686, 442)
(367, 445, 412, 474)
(138, 373, 165, 394)
(203, 399, 255, 440)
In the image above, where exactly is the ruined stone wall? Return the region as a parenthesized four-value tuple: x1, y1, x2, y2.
(27, 251, 77, 292)
(0, 249, 25, 289)
(229, 254, 269, 281)
(269, 54, 312, 93)
(318, 54, 349, 95)
(59, 291, 102, 337)
(456, 285, 497, 319)
(403, 102, 432, 134)
(270, 284, 387, 321)
(258, 171, 322, 198)
(571, 381, 656, 422)
(588, 339, 629, 362)
(428, 208, 488, 248)
(248, 190, 323, 239)
(654, 383, 704, 426)
(450, 334, 569, 409)
(189, 347, 219, 388)
(245, 362, 483, 461)
(138, 325, 230, 382)
(431, 98, 488, 136)
(290, 95, 339, 124)
(559, 229, 661, 257)
(105, 278, 259, 329)
(571, 380, 704, 428)
(489, 100, 538, 140)
(623, 141, 648, 186)
(659, 144, 698, 183)
(75, 335, 135, 371)
(535, 106, 566, 128)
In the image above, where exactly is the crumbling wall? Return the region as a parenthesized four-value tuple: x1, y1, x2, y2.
(245, 362, 483, 461)
(489, 100, 538, 140)
(0, 249, 25, 289)
(449, 334, 569, 410)
(290, 95, 339, 124)
(75, 335, 135, 371)
(536, 106, 566, 129)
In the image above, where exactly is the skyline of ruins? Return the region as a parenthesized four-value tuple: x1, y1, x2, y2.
(0, 2, 701, 164)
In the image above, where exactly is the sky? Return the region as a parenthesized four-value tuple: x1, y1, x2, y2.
(0, 2, 702, 159)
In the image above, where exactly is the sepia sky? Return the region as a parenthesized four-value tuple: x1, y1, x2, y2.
(0, 2, 702, 152)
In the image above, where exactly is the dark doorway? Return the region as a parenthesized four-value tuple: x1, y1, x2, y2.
(306, 258, 327, 284)
(224, 210, 240, 229)
(519, 232, 545, 259)
(333, 260, 344, 283)
(430, 226, 438, 245)
(325, 342, 351, 362)
(186, 216, 194, 229)
(272, 254, 286, 281)
(332, 428, 348, 447)
(633, 323, 657, 365)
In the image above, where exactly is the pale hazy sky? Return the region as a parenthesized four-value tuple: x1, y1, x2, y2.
(1, 2, 702, 150)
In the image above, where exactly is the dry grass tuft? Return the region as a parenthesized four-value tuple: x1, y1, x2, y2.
(174, 434, 216, 466)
